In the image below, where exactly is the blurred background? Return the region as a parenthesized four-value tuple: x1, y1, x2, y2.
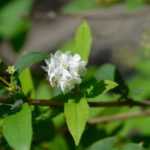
(0, 0, 150, 68)
(0, 0, 150, 149)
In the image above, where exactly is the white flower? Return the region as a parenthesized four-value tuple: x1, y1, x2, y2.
(43, 51, 86, 93)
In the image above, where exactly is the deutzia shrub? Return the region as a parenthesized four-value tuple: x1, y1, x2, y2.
(0, 21, 147, 150)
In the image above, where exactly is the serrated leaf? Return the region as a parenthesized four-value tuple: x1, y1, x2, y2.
(62, 21, 92, 62)
(19, 68, 35, 98)
(64, 98, 89, 145)
(3, 103, 32, 150)
(15, 51, 48, 73)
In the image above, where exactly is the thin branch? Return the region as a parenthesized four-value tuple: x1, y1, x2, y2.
(0, 97, 150, 108)
(88, 100, 150, 107)
(88, 110, 150, 124)
(29, 99, 150, 108)
(29, 99, 64, 107)
(1, 96, 150, 124)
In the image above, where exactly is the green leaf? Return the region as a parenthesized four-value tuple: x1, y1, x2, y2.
(87, 137, 116, 150)
(36, 81, 52, 99)
(103, 80, 118, 94)
(136, 60, 150, 76)
(87, 137, 146, 150)
(3, 103, 32, 150)
(95, 64, 116, 81)
(64, 98, 89, 145)
(62, 21, 92, 62)
(15, 51, 48, 73)
(80, 77, 118, 98)
(121, 143, 145, 150)
(95, 64, 129, 97)
(19, 68, 35, 98)
(0, 0, 32, 38)
(49, 135, 69, 150)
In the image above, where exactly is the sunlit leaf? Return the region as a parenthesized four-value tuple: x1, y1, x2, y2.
(64, 98, 89, 145)
(103, 80, 118, 94)
(36, 81, 52, 99)
(80, 77, 118, 98)
(3, 103, 32, 150)
(19, 68, 35, 98)
(62, 21, 92, 62)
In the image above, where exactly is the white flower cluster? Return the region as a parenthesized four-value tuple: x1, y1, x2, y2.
(43, 51, 86, 93)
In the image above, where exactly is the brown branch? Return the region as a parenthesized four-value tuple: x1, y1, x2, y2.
(1, 96, 150, 124)
(29, 99, 64, 107)
(0, 97, 150, 108)
(29, 98, 150, 108)
(88, 110, 150, 124)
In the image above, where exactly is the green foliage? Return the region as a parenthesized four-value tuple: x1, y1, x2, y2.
(0, 104, 14, 118)
(0, 18, 150, 150)
(64, 98, 89, 145)
(3, 104, 32, 150)
(88, 137, 146, 150)
(128, 59, 150, 100)
(0, 0, 32, 38)
(48, 135, 69, 150)
(87, 137, 116, 150)
(15, 52, 48, 73)
(122, 143, 145, 150)
(36, 81, 52, 99)
(80, 77, 118, 98)
(103, 80, 118, 93)
(62, 21, 92, 62)
(95, 64, 129, 98)
(19, 68, 35, 98)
